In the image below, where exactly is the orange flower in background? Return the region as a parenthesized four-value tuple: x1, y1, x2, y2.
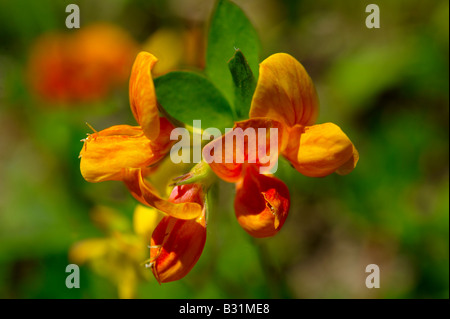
(27, 23, 138, 103)
(148, 183, 207, 283)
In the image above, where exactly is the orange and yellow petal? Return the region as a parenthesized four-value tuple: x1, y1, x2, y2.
(249, 53, 319, 127)
(79, 125, 161, 183)
(129, 52, 160, 141)
(123, 168, 203, 220)
(283, 122, 357, 177)
(234, 166, 290, 238)
(203, 118, 287, 182)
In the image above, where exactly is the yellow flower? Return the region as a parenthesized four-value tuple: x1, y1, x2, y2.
(133, 204, 165, 241)
(69, 205, 163, 298)
(142, 27, 205, 76)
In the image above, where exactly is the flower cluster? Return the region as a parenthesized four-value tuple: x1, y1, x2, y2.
(203, 53, 358, 237)
(79, 50, 358, 283)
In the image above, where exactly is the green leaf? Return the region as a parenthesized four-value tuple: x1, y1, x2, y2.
(206, 0, 261, 108)
(154, 71, 234, 130)
(228, 49, 256, 119)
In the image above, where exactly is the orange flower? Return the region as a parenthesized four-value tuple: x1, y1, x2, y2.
(203, 52, 358, 238)
(27, 23, 138, 103)
(235, 165, 290, 238)
(80, 52, 170, 182)
(206, 53, 358, 180)
(148, 183, 207, 283)
(250, 53, 359, 177)
(79, 51, 203, 220)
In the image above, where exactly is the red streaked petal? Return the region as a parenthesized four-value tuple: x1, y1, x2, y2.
(203, 118, 287, 182)
(129, 52, 160, 140)
(234, 166, 290, 238)
(149, 210, 206, 283)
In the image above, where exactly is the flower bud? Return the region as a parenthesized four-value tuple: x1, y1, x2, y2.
(148, 184, 206, 283)
(234, 166, 290, 238)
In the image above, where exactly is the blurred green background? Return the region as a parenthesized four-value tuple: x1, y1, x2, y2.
(0, 0, 448, 298)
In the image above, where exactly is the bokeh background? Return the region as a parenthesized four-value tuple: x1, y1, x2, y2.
(0, 0, 448, 298)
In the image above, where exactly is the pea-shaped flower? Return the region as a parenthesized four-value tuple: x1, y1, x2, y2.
(79, 52, 203, 220)
(250, 53, 359, 177)
(148, 183, 207, 283)
(203, 52, 358, 238)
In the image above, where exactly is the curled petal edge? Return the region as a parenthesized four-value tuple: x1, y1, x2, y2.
(129, 52, 160, 141)
(123, 168, 202, 220)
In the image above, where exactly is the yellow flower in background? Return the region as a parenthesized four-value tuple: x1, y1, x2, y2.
(69, 205, 164, 299)
(27, 23, 138, 103)
(142, 28, 185, 76)
(133, 204, 164, 241)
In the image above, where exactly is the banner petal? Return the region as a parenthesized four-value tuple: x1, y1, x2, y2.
(129, 52, 160, 140)
(250, 53, 319, 127)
